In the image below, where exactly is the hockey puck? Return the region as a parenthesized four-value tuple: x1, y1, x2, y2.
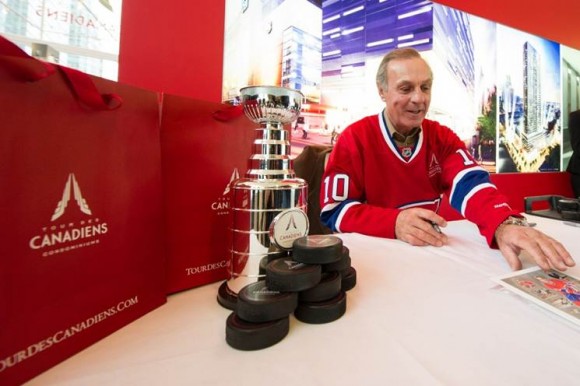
(294, 291, 347, 324)
(225, 312, 289, 351)
(267, 250, 288, 262)
(236, 280, 298, 322)
(265, 258, 322, 292)
(259, 253, 288, 277)
(322, 246, 351, 272)
(341, 266, 357, 292)
(259, 256, 269, 276)
(299, 271, 342, 302)
(292, 235, 343, 264)
(217, 280, 237, 310)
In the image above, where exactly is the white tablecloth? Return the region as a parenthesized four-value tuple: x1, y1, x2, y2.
(27, 216, 580, 385)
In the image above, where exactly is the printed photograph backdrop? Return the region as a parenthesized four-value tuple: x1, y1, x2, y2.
(496, 26, 561, 173)
(222, 0, 580, 173)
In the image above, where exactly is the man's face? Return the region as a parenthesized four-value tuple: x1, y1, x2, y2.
(378, 57, 432, 134)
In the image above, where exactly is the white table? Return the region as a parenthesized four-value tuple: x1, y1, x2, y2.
(27, 216, 580, 385)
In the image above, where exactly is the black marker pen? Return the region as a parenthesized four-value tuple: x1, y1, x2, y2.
(430, 221, 442, 234)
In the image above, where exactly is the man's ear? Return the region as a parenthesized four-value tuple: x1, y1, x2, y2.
(376, 84, 384, 97)
(377, 84, 386, 101)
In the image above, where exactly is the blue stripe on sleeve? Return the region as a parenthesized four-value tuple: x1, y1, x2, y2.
(449, 168, 492, 212)
(320, 199, 357, 232)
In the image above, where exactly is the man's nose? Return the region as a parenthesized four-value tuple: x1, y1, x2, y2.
(410, 87, 426, 102)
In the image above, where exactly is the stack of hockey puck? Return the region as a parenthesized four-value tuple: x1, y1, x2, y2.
(225, 280, 296, 351)
(224, 235, 357, 350)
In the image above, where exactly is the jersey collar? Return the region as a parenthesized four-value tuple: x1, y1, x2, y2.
(378, 110, 423, 163)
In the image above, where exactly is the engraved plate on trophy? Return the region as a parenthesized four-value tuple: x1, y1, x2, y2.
(269, 208, 310, 250)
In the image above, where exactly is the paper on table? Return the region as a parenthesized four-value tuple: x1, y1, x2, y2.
(492, 267, 580, 327)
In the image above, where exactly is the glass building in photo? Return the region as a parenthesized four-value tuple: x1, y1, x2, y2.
(320, 0, 434, 124)
(0, 0, 122, 80)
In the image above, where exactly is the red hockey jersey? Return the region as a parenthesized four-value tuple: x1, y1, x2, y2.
(320, 112, 519, 247)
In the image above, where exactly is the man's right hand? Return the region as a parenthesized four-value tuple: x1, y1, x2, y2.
(395, 208, 448, 247)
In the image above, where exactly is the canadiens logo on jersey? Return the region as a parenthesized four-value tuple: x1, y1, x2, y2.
(428, 153, 442, 178)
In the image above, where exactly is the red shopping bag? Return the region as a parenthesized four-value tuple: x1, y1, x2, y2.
(161, 94, 255, 293)
(0, 36, 166, 385)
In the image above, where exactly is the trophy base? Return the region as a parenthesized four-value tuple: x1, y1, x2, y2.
(216, 280, 238, 311)
(225, 271, 265, 296)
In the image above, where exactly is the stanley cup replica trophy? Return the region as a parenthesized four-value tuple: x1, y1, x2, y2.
(217, 86, 310, 309)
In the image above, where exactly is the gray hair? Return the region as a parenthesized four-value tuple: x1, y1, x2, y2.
(375, 48, 431, 89)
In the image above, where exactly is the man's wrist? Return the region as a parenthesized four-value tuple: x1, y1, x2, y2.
(494, 216, 529, 244)
(499, 216, 530, 227)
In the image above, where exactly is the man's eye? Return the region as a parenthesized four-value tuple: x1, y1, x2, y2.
(422, 85, 432, 92)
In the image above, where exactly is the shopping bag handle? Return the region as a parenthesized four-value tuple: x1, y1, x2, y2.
(0, 36, 55, 80)
(0, 35, 121, 110)
(212, 105, 244, 121)
(57, 65, 122, 110)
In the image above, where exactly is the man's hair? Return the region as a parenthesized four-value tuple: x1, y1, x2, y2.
(375, 47, 431, 88)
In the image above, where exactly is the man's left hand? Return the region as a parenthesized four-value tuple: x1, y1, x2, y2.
(495, 224, 576, 271)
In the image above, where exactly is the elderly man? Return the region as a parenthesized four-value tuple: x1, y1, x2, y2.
(320, 47, 575, 272)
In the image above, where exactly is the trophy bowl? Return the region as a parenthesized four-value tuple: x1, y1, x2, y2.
(240, 85, 303, 125)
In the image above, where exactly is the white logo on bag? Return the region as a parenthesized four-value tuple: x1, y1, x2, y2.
(222, 168, 239, 196)
(185, 260, 228, 276)
(29, 173, 108, 256)
(0, 295, 139, 373)
(51, 173, 92, 221)
(211, 168, 239, 215)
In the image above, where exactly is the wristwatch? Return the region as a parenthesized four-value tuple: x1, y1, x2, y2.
(501, 216, 530, 227)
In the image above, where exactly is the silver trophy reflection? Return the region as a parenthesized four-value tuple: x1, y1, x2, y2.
(218, 86, 309, 309)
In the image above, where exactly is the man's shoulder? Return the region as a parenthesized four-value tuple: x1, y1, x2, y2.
(422, 118, 450, 130)
(346, 113, 380, 132)
(422, 118, 457, 141)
